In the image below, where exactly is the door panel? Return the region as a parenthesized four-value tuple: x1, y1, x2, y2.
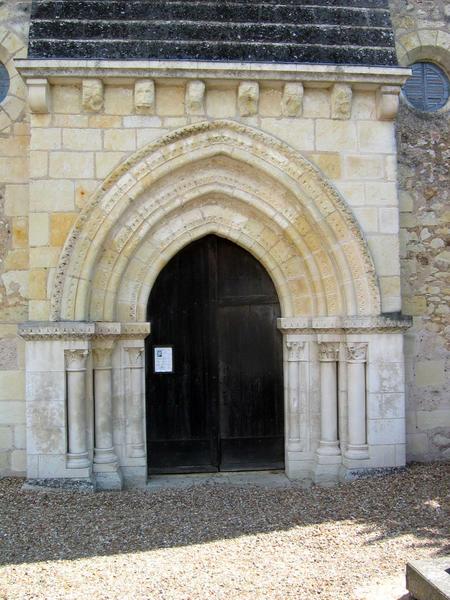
(146, 235, 284, 474)
(146, 238, 217, 473)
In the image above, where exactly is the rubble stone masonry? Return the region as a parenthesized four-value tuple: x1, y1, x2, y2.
(390, 0, 450, 460)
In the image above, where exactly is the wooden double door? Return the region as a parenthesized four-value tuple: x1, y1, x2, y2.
(146, 235, 284, 473)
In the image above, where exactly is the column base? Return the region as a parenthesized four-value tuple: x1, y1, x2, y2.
(317, 440, 341, 456)
(94, 447, 118, 464)
(67, 452, 90, 469)
(313, 462, 341, 486)
(345, 444, 369, 460)
(94, 468, 123, 491)
(121, 465, 147, 488)
(129, 444, 146, 458)
(287, 439, 303, 453)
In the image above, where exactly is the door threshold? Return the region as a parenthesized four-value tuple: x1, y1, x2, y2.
(146, 469, 294, 490)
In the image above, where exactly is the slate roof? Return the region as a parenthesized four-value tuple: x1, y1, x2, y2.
(28, 0, 398, 66)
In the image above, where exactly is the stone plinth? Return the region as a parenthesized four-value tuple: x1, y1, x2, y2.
(406, 558, 450, 600)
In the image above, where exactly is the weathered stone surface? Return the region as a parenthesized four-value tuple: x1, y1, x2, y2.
(390, 0, 450, 462)
(81, 79, 103, 112)
(134, 80, 155, 114)
(0, 0, 447, 478)
(331, 84, 352, 120)
(406, 558, 450, 600)
(28, 1, 397, 65)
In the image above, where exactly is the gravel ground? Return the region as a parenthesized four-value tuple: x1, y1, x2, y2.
(0, 463, 449, 600)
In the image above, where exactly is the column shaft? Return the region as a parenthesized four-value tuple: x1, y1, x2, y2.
(317, 343, 340, 456)
(288, 359, 300, 442)
(286, 340, 305, 453)
(126, 347, 146, 458)
(346, 343, 369, 459)
(65, 350, 90, 469)
(348, 362, 366, 446)
(93, 347, 117, 465)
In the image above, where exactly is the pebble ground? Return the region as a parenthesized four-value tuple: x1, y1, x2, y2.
(0, 463, 449, 600)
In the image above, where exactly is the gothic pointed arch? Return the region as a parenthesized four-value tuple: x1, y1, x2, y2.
(51, 120, 380, 321)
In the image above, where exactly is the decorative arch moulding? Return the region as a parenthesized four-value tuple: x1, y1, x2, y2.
(49, 120, 382, 323)
(0, 28, 27, 131)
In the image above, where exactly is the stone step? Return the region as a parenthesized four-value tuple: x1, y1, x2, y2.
(31, 20, 394, 47)
(28, 38, 397, 64)
(406, 559, 450, 600)
(31, 1, 392, 27)
(28, 0, 397, 65)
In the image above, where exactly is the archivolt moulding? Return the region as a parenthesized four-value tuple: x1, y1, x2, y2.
(51, 120, 381, 322)
(396, 29, 450, 77)
(0, 27, 27, 132)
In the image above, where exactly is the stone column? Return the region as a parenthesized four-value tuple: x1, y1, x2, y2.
(286, 340, 304, 452)
(345, 342, 369, 459)
(125, 346, 146, 458)
(93, 345, 122, 489)
(65, 349, 90, 469)
(317, 342, 340, 456)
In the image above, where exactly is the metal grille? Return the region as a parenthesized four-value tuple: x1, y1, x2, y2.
(0, 63, 9, 103)
(403, 62, 449, 112)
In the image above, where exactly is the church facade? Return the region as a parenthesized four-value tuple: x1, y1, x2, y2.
(0, 0, 448, 488)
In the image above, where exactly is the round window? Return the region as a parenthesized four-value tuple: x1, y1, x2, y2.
(402, 62, 450, 112)
(0, 63, 9, 103)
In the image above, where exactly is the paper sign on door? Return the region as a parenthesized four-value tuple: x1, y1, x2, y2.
(154, 346, 173, 373)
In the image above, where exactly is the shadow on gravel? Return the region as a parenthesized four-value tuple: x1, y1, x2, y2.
(0, 463, 448, 567)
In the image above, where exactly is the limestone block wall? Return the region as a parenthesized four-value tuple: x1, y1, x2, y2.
(0, 2, 30, 474)
(390, 0, 450, 461)
(23, 74, 403, 324)
(0, 53, 409, 474)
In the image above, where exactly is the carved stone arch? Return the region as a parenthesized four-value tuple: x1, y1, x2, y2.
(51, 120, 381, 321)
(397, 29, 450, 75)
(0, 27, 27, 132)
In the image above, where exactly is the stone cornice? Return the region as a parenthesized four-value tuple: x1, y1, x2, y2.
(278, 315, 412, 334)
(16, 59, 411, 88)
(18, 321, 151, 341)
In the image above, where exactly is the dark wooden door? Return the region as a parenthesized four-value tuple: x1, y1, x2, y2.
(146, 235, 284, 474)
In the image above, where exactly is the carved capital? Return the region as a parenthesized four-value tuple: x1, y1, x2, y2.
(65, 349, 89, 371)
(134, 79, 155, 114)
(238, 81, 259, 116)
(331, 83, 352, 120)
(124, 347, 144, 368)
(185, 80, 205, 115)
(82, 79, 104, 112)
(282, 82, 303, 117)
(286, 341, 305, 362)
(345, 343, 368, 363)
(93, 346, 113, 369)
(27, 78, 50, 113)
(318, 342, 340, 362)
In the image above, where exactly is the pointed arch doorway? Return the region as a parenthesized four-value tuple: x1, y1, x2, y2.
(146, 235, 284, 474)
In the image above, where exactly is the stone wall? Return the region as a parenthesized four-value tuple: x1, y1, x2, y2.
(389, 0, 450, 460)
(0, 0, 447, 475)
(0, 0, 30, 473)
(23, 73, 402, 322)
